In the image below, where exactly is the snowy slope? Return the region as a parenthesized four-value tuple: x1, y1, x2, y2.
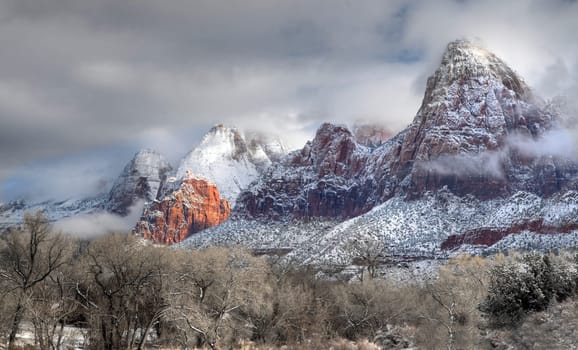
(0, 195, 107, 231)
(181, 189, 578, 265)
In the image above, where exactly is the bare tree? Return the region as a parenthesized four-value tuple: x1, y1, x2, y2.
(0, 211, 71, 348)
(26, 262, 82, 350)
(165, 247, 271, 350)
(79, 233, 169, 350)
(329, 279, 416, 341)
(344, 236, 388, 280)
(416, 255, 488, 350)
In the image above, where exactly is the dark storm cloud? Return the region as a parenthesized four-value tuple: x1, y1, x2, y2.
(1, 0, 578, 201)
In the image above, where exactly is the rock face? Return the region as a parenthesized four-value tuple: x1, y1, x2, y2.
(387, 39, 570, 199)
(107, 149, 173, 215)
(135, 176, 230, 244)
(237, 123, 376, 219)
(176, 124, 286, 207)
(237, 40, 578, 221)
(132, 125, 285, 245)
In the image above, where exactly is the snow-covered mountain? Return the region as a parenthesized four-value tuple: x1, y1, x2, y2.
(236, 39, 577, 222)
(0, 149, 172, 232)
(6, 39, 578, 264)
(106, 149, 172, 215)
(175, 124, 286, 207)
(182, 39, 578, 259)
(237, 123, 376, 220)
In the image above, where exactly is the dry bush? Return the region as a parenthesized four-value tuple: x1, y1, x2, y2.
(412, 255, 489, 350)
(328, 278, 419, 341)
(163, 246, 272, 350)
(249, 264, 334, 346)
(78, 233, 169, 350)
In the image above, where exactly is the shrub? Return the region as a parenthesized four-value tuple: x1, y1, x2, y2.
(480, 253, 576, 327)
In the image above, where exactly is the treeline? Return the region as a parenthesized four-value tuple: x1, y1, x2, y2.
(2, 213, 578, 350)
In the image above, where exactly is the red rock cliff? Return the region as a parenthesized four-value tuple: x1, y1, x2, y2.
(135, 178, 230, 244)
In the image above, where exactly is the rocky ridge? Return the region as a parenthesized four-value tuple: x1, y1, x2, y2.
(237, 123, 377, 220)
(236, 40, 578, 223)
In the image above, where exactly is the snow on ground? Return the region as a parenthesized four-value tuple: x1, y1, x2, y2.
(181, 189, 578, 267)
(0, 195, 106, 231)
(3, 323, 87, 350)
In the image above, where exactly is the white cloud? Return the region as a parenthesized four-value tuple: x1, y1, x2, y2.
(53, 200, 145, 238)
(424, 127, 578, 178)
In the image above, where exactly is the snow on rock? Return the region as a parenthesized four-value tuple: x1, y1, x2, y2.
(181, 188, 578, 266)
(237, 123, 377, 220)
(184, 40, 578, 262)
(107, 149, 172, 215)
(0, 195, 107, 232)
(175, 124, 286, 207)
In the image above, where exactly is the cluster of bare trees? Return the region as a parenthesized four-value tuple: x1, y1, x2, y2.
(0, 214, 272, 349)
(4, 214, 578, 349)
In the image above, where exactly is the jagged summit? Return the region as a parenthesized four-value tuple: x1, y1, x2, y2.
(292, 123, 365, 177)
(107, 149, 172, 215)
(420, 40, 530, 112)
(352, 121, 392, 148)
(237, 123, 374, 219)
(176, 124, 286, 206)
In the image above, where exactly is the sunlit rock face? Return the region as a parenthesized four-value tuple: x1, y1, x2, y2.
(135, 176, 230, 244)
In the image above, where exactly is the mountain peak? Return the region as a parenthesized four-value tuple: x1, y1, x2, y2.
(443, 39, 493, 66)
(315, 123, 352, 139)
(133, 148, 164, 160)
(107, 148, 172, 215)
(176, 124, 287, 206)
(420, 40, 530, 110)
(208, 123, 235, 135)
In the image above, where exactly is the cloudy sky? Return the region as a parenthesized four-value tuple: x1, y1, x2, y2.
(1, 0, 578, 202)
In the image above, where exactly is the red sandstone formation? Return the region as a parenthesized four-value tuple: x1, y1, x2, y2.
(135, 178, 230, 244)
(441, 220, 578, 250)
